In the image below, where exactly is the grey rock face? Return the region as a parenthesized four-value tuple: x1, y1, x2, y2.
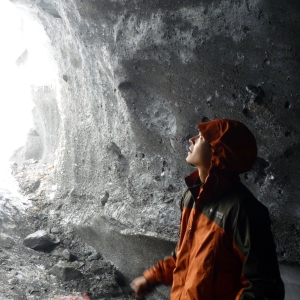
(23, 230, 60, 251)
(49, 261, 83, 281)
(11, 0, 300, 291)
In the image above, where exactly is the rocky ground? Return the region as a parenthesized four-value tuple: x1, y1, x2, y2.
(0, 159, 137, 300)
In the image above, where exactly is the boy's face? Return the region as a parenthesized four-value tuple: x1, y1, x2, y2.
(186, 132, 212, 169)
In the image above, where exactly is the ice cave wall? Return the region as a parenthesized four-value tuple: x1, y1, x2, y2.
(11, 0, 300, 287)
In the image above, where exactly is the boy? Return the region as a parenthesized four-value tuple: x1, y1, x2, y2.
(131, 119, 284, 300)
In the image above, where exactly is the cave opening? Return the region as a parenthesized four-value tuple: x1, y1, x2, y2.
(0, 0, 59, 176)
(0, 0, 59, 195)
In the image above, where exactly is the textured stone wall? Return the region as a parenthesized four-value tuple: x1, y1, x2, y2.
(12, 0, 300, 287)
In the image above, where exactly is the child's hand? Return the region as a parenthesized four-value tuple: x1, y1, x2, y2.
(130, 276, 151, 297)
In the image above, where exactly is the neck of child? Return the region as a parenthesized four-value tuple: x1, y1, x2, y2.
(198, 167, 209, 184)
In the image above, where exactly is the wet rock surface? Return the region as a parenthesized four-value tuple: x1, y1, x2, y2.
(0, 160, 137, 300)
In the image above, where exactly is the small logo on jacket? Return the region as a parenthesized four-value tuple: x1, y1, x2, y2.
(209, 208, 223, 219)
(216, 211, 223, 219)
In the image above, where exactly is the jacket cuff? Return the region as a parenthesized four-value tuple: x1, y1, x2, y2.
(143, 269, 159, 286)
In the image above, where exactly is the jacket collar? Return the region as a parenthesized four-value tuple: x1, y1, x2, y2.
(185, 170, 203, 200)
(185, 169, 240, 202)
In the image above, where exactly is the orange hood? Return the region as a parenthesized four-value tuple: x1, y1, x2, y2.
(193, 119, 257, 201)
(198, 119, 257, 174)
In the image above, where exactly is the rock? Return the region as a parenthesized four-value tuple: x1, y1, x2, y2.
(42, 261, 53, 269)
(93, 275, 123, 298)
(29, 180, 40, 193)
(50, 227, 61, 234)
(23, 230, 60, 251)
(8, 278, 19, 285)
(50, 249, 63, 257)
(100, 192, 109, 206)
(0, 233, 16, 249)
(26, 285, 40, 295)
(88, 260, 109, 275)
(87, 252, 101, 261)
(72, 261, 85, 269)
(38, 214, 48, 221)
(49, 261, 83, 281)
(62, 249, 77, 262)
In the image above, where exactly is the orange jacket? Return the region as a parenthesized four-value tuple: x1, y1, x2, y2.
(144, 119, 284, 300)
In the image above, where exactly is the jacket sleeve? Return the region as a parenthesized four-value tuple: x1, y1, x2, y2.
(142, 189, 189, 287)
(143, 252, 176, 286)
(232, 201, 285, 300)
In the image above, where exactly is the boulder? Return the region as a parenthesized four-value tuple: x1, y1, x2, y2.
(49, 261, 83, 281)
(23, 230, 60, 251)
